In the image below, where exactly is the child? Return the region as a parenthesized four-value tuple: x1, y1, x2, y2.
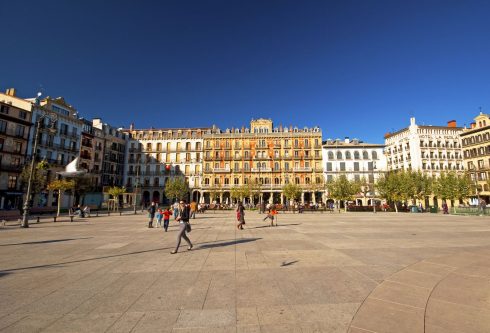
(163, 207, 172, 232)
(156, 208, 163, 228)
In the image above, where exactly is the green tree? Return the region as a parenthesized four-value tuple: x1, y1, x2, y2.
(107, 186, 126, 211)
(456, 173, 472, 206)
(164, 177, 189, 202)
(282, 183, 302, 203)
(408, 171, 433, 207)
(326, 175, 360, 212)
(20, 161, 49, 195)
(433, 171, 459, 209)
(376, 172, 403, 212)
(230, 186, 243, 204)
(248, 179, 262, 204)
(47, 179, 75, 216)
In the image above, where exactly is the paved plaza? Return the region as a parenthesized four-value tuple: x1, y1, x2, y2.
(0, 211, 490, 333)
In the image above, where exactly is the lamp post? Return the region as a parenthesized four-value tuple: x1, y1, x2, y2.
(133, 164, 140, 214)
(372, 161, 377, 213)
(21, 93, 57, 228)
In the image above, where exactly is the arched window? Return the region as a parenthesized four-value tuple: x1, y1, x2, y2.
(336, 151, 343, 159)
(372, 151, 378, 160)
(274, 177, 280, 184)
(363, 151, 369, 159)
(234, 178, 239, 185)
(245, 151, 249, 158)
(274, 162, 280, 171)
(305, 177, 311, 184)
(204, 178, 210, 185)
(328, 151, 334, 159)
(262, 162, 267, 169)
(345, 151, 351, 159)
(295, 177, 300, 184)
(244, 162, 249, 170)
(354, 151, 360, 159)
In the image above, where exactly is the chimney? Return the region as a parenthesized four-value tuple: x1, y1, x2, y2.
(130, 122, 134, 131)
(344, 137, 350, 143)
(410, 117, 416, 126)
(447, 120, 457, 128)
(5, 88, 16, 96)
(471, 122, 476, 129)
(384, 132, 391, 139)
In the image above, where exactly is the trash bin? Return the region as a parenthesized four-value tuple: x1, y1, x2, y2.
(430, 206, 438, 213)
(411, 206, 418, 213)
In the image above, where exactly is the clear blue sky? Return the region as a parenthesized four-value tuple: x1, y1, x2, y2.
(1, 0, 488, 142)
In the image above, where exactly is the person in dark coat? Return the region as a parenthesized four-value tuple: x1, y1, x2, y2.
(148, 202, 156, 228)
(236, 202, 245, 230)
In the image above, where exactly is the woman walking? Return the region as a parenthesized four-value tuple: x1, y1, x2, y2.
(171, 200, 193, 254)
(236, 202, 245, 230)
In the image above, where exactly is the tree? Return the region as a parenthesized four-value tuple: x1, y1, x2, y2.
(356, 177, 370, 205)
(208, 184, 223, 203)
(282, 183, 302, 203)
(20, 161, 49, 197)
(433, 171, 459, 209)
(107, 186, 126, 211)
(248, 179, 262, 204)
(456, 173, 472, 206)
(47, 179, 75, 216)
(230, 186, 243, 204)
(408, 171, 433, 207)
(376, 172, 403, 212)
(326, 175, 360, 211)
(165, 177, 189, 202)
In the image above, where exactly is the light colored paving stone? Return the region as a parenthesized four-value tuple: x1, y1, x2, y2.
(1, 211, 490, 333)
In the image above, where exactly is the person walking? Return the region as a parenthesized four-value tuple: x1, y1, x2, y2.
(171, 200, 193, 254)
(148, 202, 156, 228)
(236, 202, 245, 230)
(156, 208, 163, 228)
(190, 200, 197, 219)
(163, 207, 171, 232)
(173, 201, 179, 219)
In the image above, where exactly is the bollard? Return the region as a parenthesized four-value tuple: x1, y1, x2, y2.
(70, 216, 74, 222)
(120, 211, 122, 216)
(53, 216, 57, 222)
(96, 211, 99, 217)
(36, 216, 40, 223)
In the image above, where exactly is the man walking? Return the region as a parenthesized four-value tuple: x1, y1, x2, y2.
(190, 200, 197, 219)
(148, 202, 156, 228)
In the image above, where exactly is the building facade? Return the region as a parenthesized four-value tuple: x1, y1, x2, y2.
(460, 112, 490, 204)
(201, 119, 323, 205)
(322, 138, 386, 205)
(0, 89, 33, 210)
(384, 117, 464, 175)
(123, 125, 208, 206)
(384, 117, 464, 207)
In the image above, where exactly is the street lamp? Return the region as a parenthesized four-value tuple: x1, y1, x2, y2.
(133, 164, 140, 214)
(371, 161, 377, 213)
(21, 93, 57, 228)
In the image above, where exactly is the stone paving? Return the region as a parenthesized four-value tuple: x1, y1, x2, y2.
(0, 211, 489, 333)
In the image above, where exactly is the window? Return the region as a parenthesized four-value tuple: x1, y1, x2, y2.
(354, 162, 359, 171)
(354, 151, 360, 159)
(19, 110, 27, 119)
(14, 142, 22, 154)
(234, 178, 239, 185)
(285, 162, 289, 171)
(478, 160, 485, 169)
(0, 105, 9, 114)
(372, 151, 378, 160)
(340, 162, 346, 171)
(363, 151, 369, 159)
(345, 151, 351, 159)
(328, 151, 334, 159)
(224, 178, 230, 185)
(0, 138, 3, 151)
(336, 151, 342, 159)
(8, 175, 17, 189)
(295, 177, 300, 184)
(274, 162, 280, 171)
(326, 162, 332, 171)
(0, 120, 6, 133)
(214, 178, 220, 185)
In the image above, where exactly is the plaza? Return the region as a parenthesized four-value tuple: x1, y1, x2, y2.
(0, 212, 490, 332)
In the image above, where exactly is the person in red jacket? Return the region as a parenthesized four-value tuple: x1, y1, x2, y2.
(163, 207, 172, 232)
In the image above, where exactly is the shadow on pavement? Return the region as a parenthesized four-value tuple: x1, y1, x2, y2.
(0, 237, 93, 247)
(281, 260, 299, 267)
(252, 223, 301, 229)
(0, 238, 260, 273)
(198, 238, 261, 250)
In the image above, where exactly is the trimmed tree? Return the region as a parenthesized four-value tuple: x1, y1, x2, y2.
(107, 186, 126, 211)
(326, 175, 360, 212)
(20, 161, 50, 199)
(376, 172, 403, 212)
(47, 179, 75, 216)
(282, 183, 302, 206)
(164, 177, 189, 203)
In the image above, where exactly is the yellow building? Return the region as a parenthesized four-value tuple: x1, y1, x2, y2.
(461, 112, 490, 204)
(201, 119, 323, 205)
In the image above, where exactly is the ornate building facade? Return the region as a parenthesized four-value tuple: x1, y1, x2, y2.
(201, 119, 323, 205)
(123, 125, 210, 206)
(0, 89, 33, 209)
(460, 112, 490, 204)
(322, 138, 386, 205)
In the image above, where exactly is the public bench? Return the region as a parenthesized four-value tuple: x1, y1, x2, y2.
(0, 210, 22, 225)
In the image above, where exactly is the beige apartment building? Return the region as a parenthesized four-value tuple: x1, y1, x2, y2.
(460, 112, 490, 204)
(201, 118, 323, 205)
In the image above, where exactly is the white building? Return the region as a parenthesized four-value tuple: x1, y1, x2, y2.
(322, 138, 386, 205)
(123, 125, 211, 206)
(384, 117, 464, 175)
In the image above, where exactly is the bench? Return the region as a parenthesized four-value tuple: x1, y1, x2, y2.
(0, 210, 22, 226)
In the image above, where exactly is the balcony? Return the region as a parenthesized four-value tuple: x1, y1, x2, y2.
(213, 168, 231, 173)
(0, 163, 23, 172)
(294, 167, 312, 172)
(251, 167, 272, 172)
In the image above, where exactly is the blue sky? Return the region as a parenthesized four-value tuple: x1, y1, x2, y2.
(1, 0, 488, 142)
